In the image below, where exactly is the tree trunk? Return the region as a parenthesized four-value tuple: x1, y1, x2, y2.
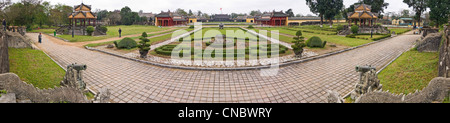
(320, 14, 324, 28)
(329, 18, 333, 28)
(418, 16, 421, 27)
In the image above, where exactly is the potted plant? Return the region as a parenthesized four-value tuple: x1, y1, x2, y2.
(138, 32, 151, 58)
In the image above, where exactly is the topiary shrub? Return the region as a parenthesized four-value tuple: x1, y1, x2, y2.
(113, 41, 118, 48)
(351, 25, 359, 34)
(346, 34, 357, 38)
(98, 26, 108, 33)
(141, 32, 148, 38)
(138, 36, 151, 58)
(336, 24, 344, 32)
(189, 25, 195, 29)
(306, 36, 326, 48)
(117, 37, 137, 49)
(86, 26, 95, 36)
(247, 25, 254, 29)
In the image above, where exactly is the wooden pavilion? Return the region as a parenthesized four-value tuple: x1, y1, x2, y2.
(68, 3, 97, 27)
(347, 3, 378, 27)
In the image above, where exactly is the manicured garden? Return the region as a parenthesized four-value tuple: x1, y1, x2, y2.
(57, 25, 174, 42)
(152, 27, 292, 60)
(8, 48, 65, 89)
(256, 26, 374, 47)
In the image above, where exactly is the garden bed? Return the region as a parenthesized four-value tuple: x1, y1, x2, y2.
(153, 27, 292, 60)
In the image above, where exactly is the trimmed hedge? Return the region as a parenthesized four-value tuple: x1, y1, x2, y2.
(155, 43, 288, 58)
(306, 36, 326, 48)
(116, 38, 137, 49)
(371, 34, 392, 41)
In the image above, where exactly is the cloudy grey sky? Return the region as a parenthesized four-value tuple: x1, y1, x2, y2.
(11, 0, 411, 15)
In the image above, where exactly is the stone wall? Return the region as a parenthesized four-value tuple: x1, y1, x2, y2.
(416, 32, 442, 52)
(438, 25, 450, 77)
(327, 77, 450, 103)
(355, 77, 449, 103)
(0, 73, 90, 103)
(422, 27, 439, 38)
(5, 31, 32, 48)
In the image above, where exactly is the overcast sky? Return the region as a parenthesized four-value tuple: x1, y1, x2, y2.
(11, 0, 411, 15)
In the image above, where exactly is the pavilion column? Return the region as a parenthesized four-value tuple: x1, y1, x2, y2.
(360, 19, 362, 26)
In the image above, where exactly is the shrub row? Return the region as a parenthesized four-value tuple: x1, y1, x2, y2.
(155, 44, 288, 57)
(371, 34, 392, 41)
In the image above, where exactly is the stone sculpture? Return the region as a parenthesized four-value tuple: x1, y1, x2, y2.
(60, 63, 87, 92)
(351, 65, 382, 99)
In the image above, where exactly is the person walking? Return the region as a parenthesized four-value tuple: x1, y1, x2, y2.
(38, 33, 42, 43)
(2, 19, 6, 31)
(118, 28, 122, 38)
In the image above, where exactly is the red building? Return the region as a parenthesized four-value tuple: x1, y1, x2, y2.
(155, 11, 188, 26)
(254, 11, 288, 26)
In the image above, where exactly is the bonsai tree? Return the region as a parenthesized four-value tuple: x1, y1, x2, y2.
(293, 30, 303, 40)
(138, 32, 151, 58)
(86, 26, 95, 36)
(291, 31, 306, 58)
(141, 32, 148, 38)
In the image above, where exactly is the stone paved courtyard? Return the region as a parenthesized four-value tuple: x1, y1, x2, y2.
(26, 31, 419, 103)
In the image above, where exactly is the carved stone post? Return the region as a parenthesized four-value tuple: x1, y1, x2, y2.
(0, 27, 9, 74)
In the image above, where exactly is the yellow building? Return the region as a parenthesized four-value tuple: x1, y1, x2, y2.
(188, 16, 197, 23)
(392, 18, 423, 27)
(246, 17, 255, 23)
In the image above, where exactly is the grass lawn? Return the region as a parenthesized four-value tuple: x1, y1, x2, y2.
(301, 32, 372, 47)
(256, 27, 371, 46)
(378, 49, 439, 94)
(355, 35, 386, 41)
(8, 48, 65, 89)
(190, 27, 257, 39)
(389, 28, 411, 35)
(29, 28, 56, 34)
(57, 25, 173, 42)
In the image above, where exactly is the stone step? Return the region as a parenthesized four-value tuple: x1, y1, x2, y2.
(0, 93, 16, 103)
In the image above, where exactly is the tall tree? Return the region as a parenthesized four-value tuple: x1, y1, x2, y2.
(120, 6, 139, 25)
(306, 0, 327, 27)
(175, 8, 187, 16)
(427, 0, 450, 28)
(197, 10, 202, 17)
(285, 8, 294, 17)
(96, 10, 109, 21)
(107, 10, 121, 25)
(403, 0, 427, 27)
(323, 0, 343, 27)
(188, 9, 193, 16)
(249, 10, 261, 16)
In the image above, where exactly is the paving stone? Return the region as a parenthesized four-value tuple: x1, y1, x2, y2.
(25, 31, 419, 103)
